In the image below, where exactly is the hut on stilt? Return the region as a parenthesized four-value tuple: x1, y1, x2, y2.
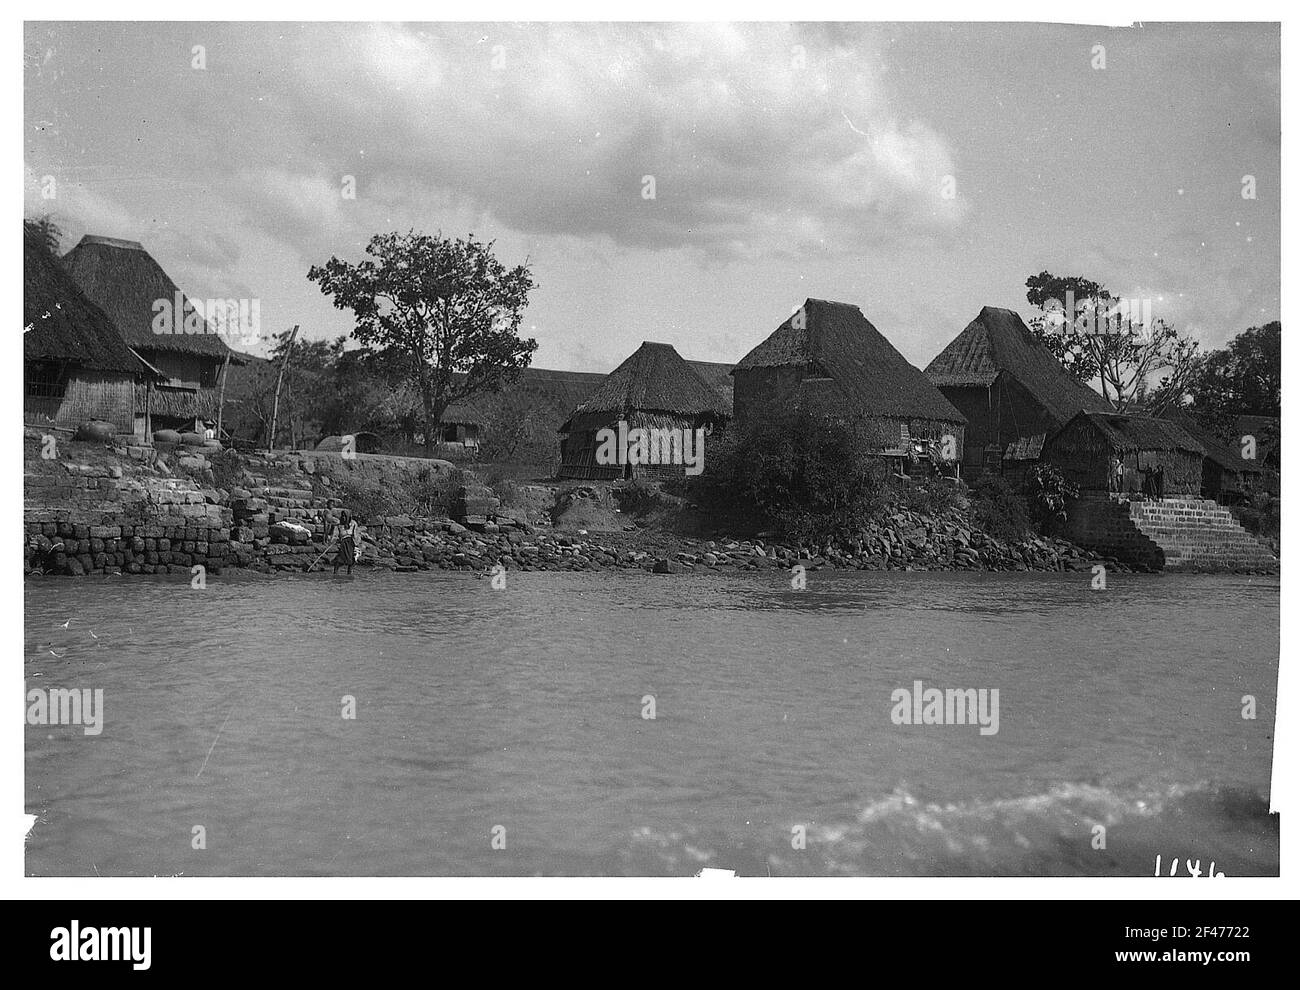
(557, 341, 730, 480)
(61, 235, 248, 437)
(924, 306, 1112, 480)
(23, 227, 158, 436)
(731, 298, 966, 474)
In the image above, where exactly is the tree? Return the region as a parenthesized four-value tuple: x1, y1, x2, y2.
(1184, 321, 1280, 423)
(1024, 270, 1200, 413)
(308, 232, 537, 456)
(25, 213, 63, 256)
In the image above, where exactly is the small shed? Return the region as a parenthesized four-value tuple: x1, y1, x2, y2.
(1043, 411, 1204, 497)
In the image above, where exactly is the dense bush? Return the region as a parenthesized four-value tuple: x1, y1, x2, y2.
(1233, 491, 1280, 540)
(611, 478, 663, 517)
(691, 410, 891, 543)
(898, 479, 965, 517)
(334, 465, 464, 521)
(968, 474, 1033, 541)
(207, 448, 247, 492)
(1022, 462, 1077, 527)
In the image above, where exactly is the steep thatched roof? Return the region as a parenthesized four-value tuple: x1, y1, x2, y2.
(559, 341, 730, 432)
(925, 306, 1112, 424)
(1057, 411, 1204, 455)
(734, 298, 965, 423)
(24, 228, 147, 375)
(61, 235, 246, 363)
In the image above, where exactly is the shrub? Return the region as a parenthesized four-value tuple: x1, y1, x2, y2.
(968, 473, 1033, 541)
(692, 410, 891, 543)
(1233, 491, 1280, 540)
(898, 479, 965, 518)
(208, 448, 247, 492)
(1022, 462, 1077, 526)
(612, 478, 662, 517)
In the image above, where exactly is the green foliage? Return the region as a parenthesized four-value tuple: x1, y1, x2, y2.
(692, 411, 891, 543)
(334, 466, 464, 522)
(898, 480, 964, 518)
(1022, 462, 1077, 525)
(612, 478, 663, 518)
(308, 231, 538, 456)
(1232, 491, 1280, 541)
(1180, 321, 1281, 430)
(207, 448, 248, 492)
(1024, 269, 1200, 412)
(968, 473, 1033, 542)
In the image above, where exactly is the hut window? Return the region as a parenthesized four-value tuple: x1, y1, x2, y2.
(25, 361, 68, 399)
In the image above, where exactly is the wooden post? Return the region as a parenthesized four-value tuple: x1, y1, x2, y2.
(268, 325, 299, 453)
(215, 350, 232, 446)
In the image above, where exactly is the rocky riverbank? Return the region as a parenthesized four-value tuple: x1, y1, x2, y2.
(21, 432, 1152, 579)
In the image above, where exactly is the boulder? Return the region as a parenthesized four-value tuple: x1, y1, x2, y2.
(74, 420, 115, 442)
(153, 429, 182, 444)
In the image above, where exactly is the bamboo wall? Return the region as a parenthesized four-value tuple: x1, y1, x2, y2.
(24, 368, 135, 433)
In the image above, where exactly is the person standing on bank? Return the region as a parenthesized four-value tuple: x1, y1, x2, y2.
(332, 510, 359, 575)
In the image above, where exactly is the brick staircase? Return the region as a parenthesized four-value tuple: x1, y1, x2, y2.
(1127, 498, 1278, 572)
(1064, 494, 1277, 573)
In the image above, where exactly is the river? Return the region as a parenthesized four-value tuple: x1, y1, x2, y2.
(24, 569, 1279, 876)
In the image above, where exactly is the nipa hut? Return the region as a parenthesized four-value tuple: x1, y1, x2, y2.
(925, 306, 1112, 479)
(557, 341, 730, 480)
(1042, 411, 1204, 497)
(24, 227, 157, 435)
(1160, 408, 1266, 503)
(61, 235, 248, 434)
(731, 298, 966, 471)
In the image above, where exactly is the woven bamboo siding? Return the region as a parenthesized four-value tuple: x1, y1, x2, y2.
(1043, 415, 1203, 496)
(24, 369, 135, 432)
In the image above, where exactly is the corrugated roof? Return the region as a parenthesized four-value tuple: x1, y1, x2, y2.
(733, 298, 965, 423)
(24, 228, 148, 375)
(62, 235, 246, 362)
(925, 306, 1112, 424)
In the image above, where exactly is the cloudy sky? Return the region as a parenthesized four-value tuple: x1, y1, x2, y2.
(24, 21, 1280, 371)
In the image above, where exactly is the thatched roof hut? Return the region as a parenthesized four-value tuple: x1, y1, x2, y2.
(925, 306, 1111, 477)
(62, 235, 249, 430)
(1043, 411, 1204, 497)
(1160, 408, 1267, 502)
(25, 229, 145, 375)
(557, 341, 730, 479)
(731, 298, 965, 464)
(24, 228, 155, 433)
(61, 235, 246, 365)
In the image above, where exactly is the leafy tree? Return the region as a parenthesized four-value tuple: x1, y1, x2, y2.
(309, 232, 537, 456)
(1024, 270, 1199, 413)
(24, 213, 63, 256)
(1184, 321, 1280, 424)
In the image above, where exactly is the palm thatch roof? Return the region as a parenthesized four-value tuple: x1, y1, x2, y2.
(1058, 411, 1204, 455)
(61, 235, 246, 363)
(559, 341, 730, 433)
(734, 298, 965, 423)
(24, 228, 147, 375)
(925, 306, 1112, 424)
